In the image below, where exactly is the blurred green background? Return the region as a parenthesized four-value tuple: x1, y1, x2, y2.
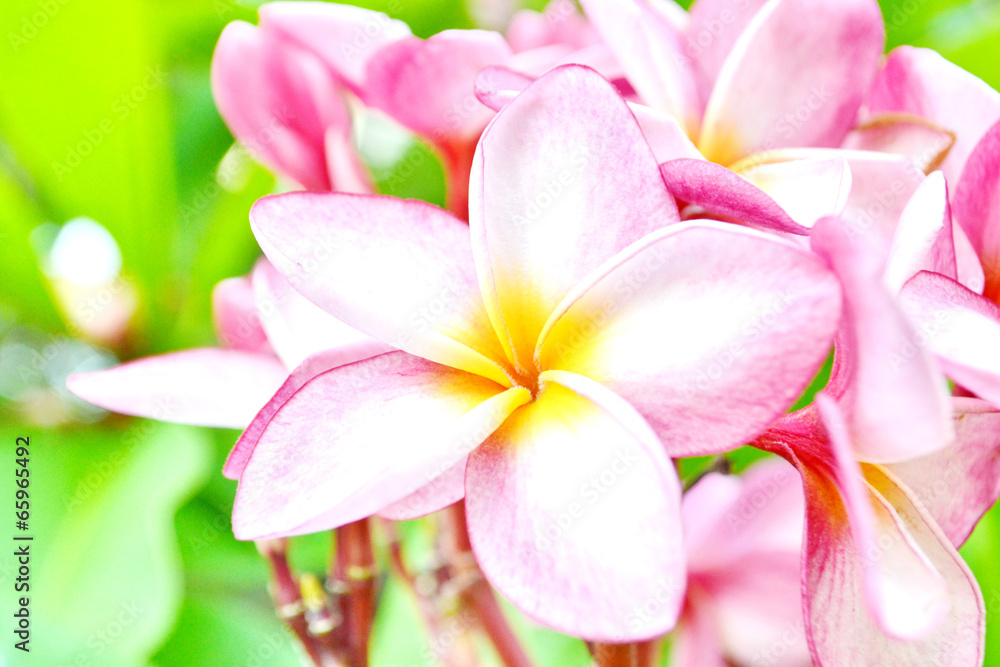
(1, 0, 999, 665)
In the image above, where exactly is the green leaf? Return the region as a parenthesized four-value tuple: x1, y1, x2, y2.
(0, 0, 179, 346)
(0, 423, 211, 664)
(153, 589, 302, 667)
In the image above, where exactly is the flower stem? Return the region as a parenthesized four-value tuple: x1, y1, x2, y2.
(330, 519, 377, 667)
(256, 539, 333, 667)
(437, 139, 476, 222)
(591, 640, 661, 667)
(443, 502, 536, 667)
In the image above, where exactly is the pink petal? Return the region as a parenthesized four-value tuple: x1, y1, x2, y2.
(470, 64, 679, 371)
(897, 271, 1000, 409)
(505, 3, 601, 53)
(685, 0, 768, 86)
(465, 372, 684, 641)
(537, 221, 841, 458)
(954, 119, 1000, 302)
(212, 275, 271, 354)
(259, 2, 412, 93)
(699, 0, 884, 165)
(812, 217, 953, 462)
(376, 459, 467, 521)
(735, 155, 852, 229)
(474, 67, 702, 163)
(842, 113, 956, 175)
(669, 600, 727, 667)
(660, 158, 808, 234)
(629, 104, 704, 162)
(363, 30, 512, 142)
(883, 171, 958, 293)
(855, 464, 985, 663)
(887, 398, 1000, 548)
(815, 150, 926, 265)
(682, 462, 808, 666)
(805, 396, 952, 643)
(67, 349, 286, 429)
(955, 214, 987, 295)
(323, 126, 373, 195)
(250, 192, 511, 386)
(709, 551, 811, 667)
(250, 258, 388, 370)
(233, 352, 529, 539)
(579, 0, 703, 135)
(473, 65, 533, 112)
(211, 21, 350, 191)
(684, 460, 804, 573)
(224, 348, 390, 479)
(867, 46, 1000, 184)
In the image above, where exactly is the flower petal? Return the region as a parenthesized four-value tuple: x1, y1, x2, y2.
(883, 171, 957, 293)
(709, 551, 811, 667)
(538, 221, 841, 457)
(699, 0, 884, 165)
(505, 3, 600, 53)
(812, 218, 953, 462)
(685, 0, 768, 86)
(223, 347, 396, 480)
(323, 126, 373, 195)
(954, 119, 1000, 302)
(211, 21, 349, 191)
(735, 149, 924, 254)
(735, 155, 852, 229)
(67, 349, 286, 429)
(212, 275, 271, 354)
(842, 112, 956, 175)
(259, 2, 412, 93)
(250, 258, 388, 370)
(801, 396, 952, 644)
(867, 46, 1000, 184)
(669, 600, 727, 667)
(855, 464, 985, 663)
(897, 271, 1000, 409)
(474, 67, 702, 163)
(376, 459, 467, 521)
(233, 352, 529, 539)
(660, 158, 807, 234)
(363, 30, 512, 142)
(887, 398, 1000, 548)
(579, 0, 703, 135)
(470, 64, 679, 371)
(250, 192, 511, 386)
(465, 373, 684, 641)
(684, 459, 804, 572)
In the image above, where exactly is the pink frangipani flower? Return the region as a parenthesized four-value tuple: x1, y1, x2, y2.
(211, 3, 397, 192)
(229, 65, 842, 640)
(756, 394, 985, 665)
(749, 216, 990, 664)
(673, 459, 810, 667)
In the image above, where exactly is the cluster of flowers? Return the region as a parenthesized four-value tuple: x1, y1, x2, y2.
(69, 0, 1000, 664)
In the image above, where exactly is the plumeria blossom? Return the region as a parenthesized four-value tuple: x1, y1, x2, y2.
(228, 65, 841, 640)
(673, 459, 810, 667)
(742, 214, 993, 665)
(66, 260, 386, 429)
(755, 395, 985, 665)
(211, 2, 406, 192)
